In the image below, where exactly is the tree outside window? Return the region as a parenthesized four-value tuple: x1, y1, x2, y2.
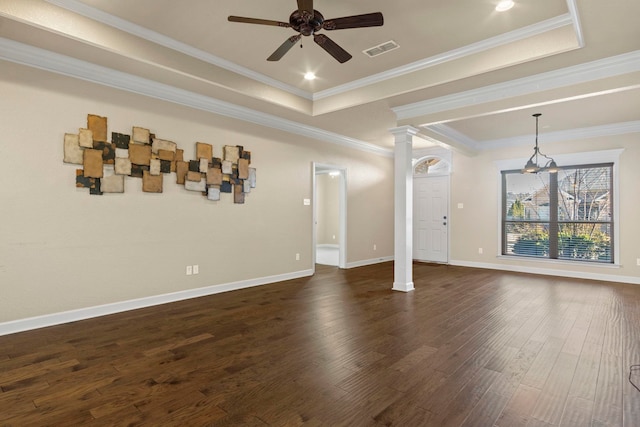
(502, 163, 613, 263)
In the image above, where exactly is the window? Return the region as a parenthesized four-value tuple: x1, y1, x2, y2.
(502, 163, 613, 263)
(413, 156, 451, 176)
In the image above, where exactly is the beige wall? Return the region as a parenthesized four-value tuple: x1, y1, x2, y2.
(3, 61, 636, 328)
(316, 173, 340, 245)
(449, 133, 640, 282)
(0, 63, 394, 324)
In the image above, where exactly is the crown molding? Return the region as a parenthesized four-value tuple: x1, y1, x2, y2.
(566, 0, 584, 47)
(0, 37, 392, 158)
(493, 148, 624, 172)
(421, 124, 480, 151)
(44, 0, 313, 101)
(422, 121, 640, 152)
(393, 50, 640, 121)
(45, 0, 580, 105)
(480, 120, 640, 150)
(314, 13, 575, 100)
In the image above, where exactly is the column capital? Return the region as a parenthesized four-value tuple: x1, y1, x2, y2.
(389, 126, 421, 139)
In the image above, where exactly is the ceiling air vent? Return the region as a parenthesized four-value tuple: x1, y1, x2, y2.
(363, 40, 399, 58)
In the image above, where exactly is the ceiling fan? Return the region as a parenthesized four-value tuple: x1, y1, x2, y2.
(228, 0, 384, 63)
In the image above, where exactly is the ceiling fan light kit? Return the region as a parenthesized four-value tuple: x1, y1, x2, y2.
(228, 0, 383, 63)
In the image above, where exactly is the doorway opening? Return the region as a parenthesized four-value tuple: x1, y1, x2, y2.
(313, 163, 347, 269)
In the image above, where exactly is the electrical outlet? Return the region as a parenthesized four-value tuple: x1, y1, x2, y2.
(186, 265, 193, 275)
(193, 265, 199, 274)
(374, 244, 377, 251)
(296, 253, 300, 261)
(637, 258, 640, 266)
(478, 248, 483, 254)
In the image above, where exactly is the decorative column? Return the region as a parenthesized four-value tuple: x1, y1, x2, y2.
(390, 126, 419, 292)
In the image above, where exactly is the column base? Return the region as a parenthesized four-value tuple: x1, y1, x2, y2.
(392, 282, 415, 292)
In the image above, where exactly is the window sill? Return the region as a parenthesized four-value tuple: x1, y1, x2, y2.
(497, 255, 621, 269)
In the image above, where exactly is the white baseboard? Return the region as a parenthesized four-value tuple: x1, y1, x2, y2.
(9, 258, 631, 337)
(316, 244, 339, 249)
(0, 269, 314, 337)
(346, 256, 394, 269)
(449, 259, 640, 285)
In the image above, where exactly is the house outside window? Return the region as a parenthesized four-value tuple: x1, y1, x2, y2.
(502, 163, 613, 263)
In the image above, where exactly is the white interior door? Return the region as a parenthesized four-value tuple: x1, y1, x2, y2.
(413, 175, 449, 263)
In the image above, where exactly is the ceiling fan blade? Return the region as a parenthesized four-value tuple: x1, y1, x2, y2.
(297, 0, 313, 15)
(323, 12, 384, 30)
(228, 16, 290, 28)
(313, 34, 352, 63)
(267, 35, 302, 61)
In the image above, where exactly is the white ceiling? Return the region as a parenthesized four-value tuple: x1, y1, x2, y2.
(0, 0, 638, 153)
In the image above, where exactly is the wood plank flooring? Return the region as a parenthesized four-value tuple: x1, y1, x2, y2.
(1, 262, 639, 426)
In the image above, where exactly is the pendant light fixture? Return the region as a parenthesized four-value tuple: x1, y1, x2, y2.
(522, 113, 558, 174)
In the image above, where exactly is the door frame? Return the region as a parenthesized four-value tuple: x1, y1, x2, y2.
(312, 162, 347, 271)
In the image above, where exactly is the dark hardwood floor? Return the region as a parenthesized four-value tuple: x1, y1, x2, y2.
(1, 262, 639, 426)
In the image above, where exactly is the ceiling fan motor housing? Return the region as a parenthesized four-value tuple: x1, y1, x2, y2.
(290, 9, 324, 36)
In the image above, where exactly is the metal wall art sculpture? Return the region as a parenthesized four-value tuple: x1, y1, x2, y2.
(63, 114, 256, 203)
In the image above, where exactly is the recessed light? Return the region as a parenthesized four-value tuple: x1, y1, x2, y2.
(496, 0, 514, 12)
(304, 72, 316, 81)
